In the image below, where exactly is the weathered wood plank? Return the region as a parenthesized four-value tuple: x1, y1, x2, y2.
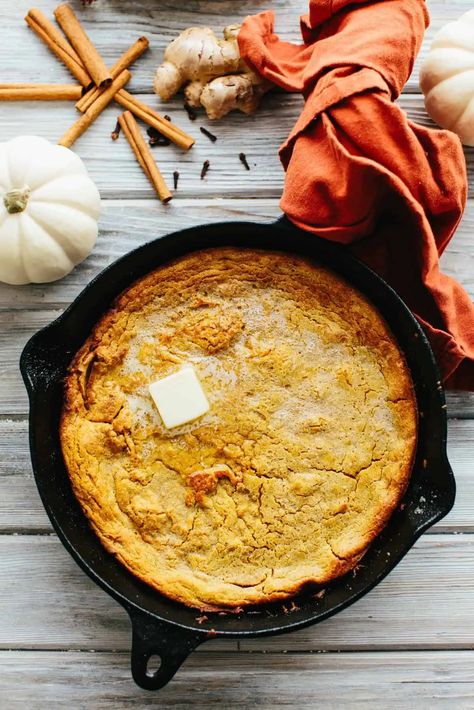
(0, 309, 62, 418)
(1, 418, 472, 533)
(445, 392, 474, 419)
(0, 533, 235, 653)
(0, 200, 280, 309)
(2, 304, 474, 417)
(0, 94, 472, 199)
(0, 0, 472, 701)
(0, 535, 473, 652)
(241, 535, 474, 652)
(0, 0, 468, 93)
(0, 197, 473, 310)
(1, 200, 473, 418)
(2, 318, 474, 421)
(1, 649, 474, 708)
(0, 0, 307, 91)
(0, 92, 291, 198)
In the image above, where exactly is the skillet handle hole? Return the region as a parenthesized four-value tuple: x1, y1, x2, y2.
(128, 607, 206, 689)
(146, 654, 162, 678)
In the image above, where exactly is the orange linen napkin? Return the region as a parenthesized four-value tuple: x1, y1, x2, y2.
(238, 0, 474, 389)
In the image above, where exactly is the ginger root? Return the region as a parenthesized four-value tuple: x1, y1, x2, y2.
(154, 25, 269, 120)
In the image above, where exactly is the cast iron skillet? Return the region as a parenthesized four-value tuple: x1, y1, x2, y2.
(20, 219, 455, 691)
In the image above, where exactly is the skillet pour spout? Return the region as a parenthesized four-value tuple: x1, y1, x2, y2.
(21, 220, 455, 690)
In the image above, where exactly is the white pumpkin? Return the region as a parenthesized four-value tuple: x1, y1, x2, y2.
(0, 136, 101, 285)
(419, 9, 474, 147)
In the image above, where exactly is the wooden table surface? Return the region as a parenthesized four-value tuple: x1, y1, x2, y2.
(1, 0, 473, 707)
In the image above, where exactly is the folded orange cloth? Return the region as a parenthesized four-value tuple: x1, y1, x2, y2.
(239, 0, 474, 389)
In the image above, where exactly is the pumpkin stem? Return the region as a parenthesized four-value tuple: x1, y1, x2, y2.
(3, 186, 31, 214)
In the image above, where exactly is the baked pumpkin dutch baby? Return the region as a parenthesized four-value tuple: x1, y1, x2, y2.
(61, 249, 417, 610)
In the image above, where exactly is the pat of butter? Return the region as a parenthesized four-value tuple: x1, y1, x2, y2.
(148, 366, 210, 429)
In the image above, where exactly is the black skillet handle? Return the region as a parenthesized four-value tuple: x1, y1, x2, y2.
(128, 608, 207, 690)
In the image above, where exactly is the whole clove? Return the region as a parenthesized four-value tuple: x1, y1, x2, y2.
(111, 119, 121, 141)
(200, 160, 210, 179)
(149, 135, 171, 147)
(199, 126, 217, 143)
(184, 102, 197, 121)
(239, 152, 250, 170)
(146, 125, 171, 147)
(173, 170, 179, 190)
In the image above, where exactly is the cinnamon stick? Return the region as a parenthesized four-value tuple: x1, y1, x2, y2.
(76, 36, 149, 113)
(54, 4, 112, 89)
(118, 111, 172, 203)
(115, 90, 194, 150)
(25, 8, 91, 87)
(117, 90, 191, 140)
(58, 70, 131, 148)
(0, 83, 82, 100)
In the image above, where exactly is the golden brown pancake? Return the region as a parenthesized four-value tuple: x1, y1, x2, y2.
(60, 248, 417, 610)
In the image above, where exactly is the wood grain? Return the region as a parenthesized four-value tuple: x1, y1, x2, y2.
(1, 650, 474, 708)
(0, 198, 473, 418)
(0, 94, 472, 199)
(0, 93, 292, 198)
(0, 535, 473, 653)
(0, 0, 469, 94)
(1, 418, 472, 533)
(1, 0, 474, 702)
(2, 307, 474, 418)
(0, 201, 279, 310)
(0, 198, 473, 310)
